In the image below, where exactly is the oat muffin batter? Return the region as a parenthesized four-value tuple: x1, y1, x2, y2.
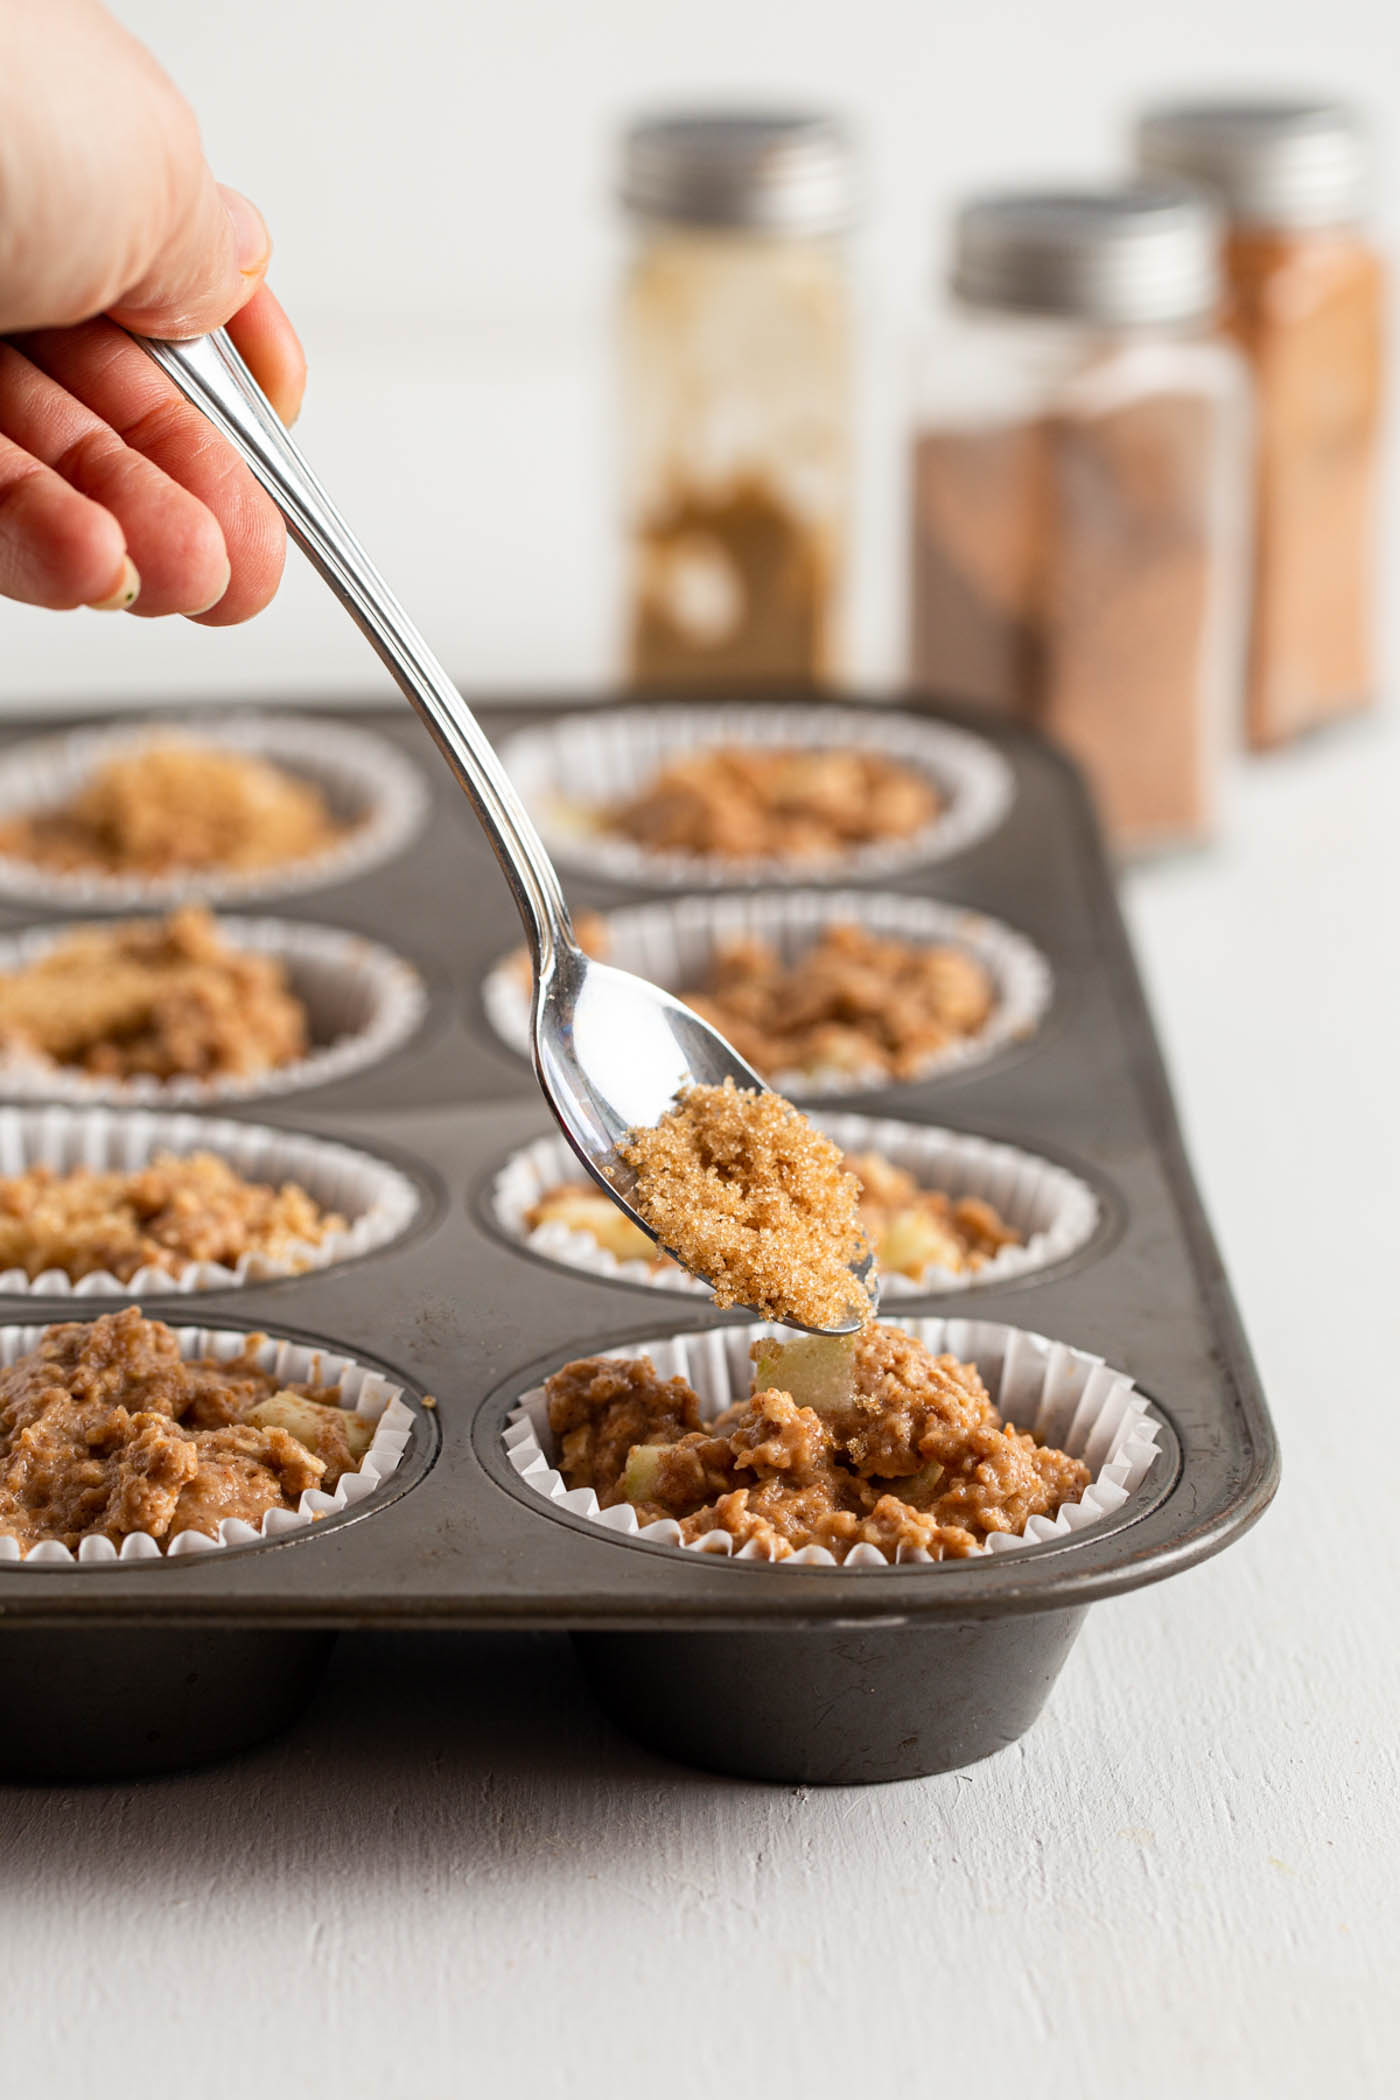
(527, 1148, 1020, 1283)
(0, 740, 352, 878)
(0, 1307, 374, 1554)
(601, 745, 939, 862)
(680, 921, 996, 1083)
(845, 1151, 1020, 1278)
(0, 906, 309, 1081)
(620, 1079, 871, 1328)
(547, 1321, 1089, 1563)
(0, 1152, 346, 1284)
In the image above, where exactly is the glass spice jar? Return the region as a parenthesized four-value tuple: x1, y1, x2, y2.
(618, 112, 855, 689)
(908, 186, 1250, 851)
(1137, 100, 1386, 749)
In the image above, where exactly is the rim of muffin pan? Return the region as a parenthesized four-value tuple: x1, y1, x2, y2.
(0, 1311, 441, 1570)
(0, 712, 431, 910)
(497, 701, 1016, 889)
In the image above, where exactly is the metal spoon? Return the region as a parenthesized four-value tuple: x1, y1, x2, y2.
(132, 328, 876, 1335)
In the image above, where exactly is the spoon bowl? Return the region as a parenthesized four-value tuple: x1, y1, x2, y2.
(133, 328, 876, 1334)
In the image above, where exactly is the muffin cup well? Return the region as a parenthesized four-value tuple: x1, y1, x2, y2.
(499, 702, 1015, 888)
(482, 889, 1052, 1097)
(489, 1112, 1099, 1301)
(0, 1105, 421, 1295)
(0, 713, 429, 909)
(0, 914, 427, 1106)
(506, 1317, 1163, 1568)
(0, 1321, 416, 1566)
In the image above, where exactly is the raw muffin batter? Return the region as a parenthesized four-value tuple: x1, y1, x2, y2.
(680, 920, 996, 1083)
(0, 740, 352, 878)
(600, 744, 939, 862)
(546, 1321, 1089, 1563)
(0, 906, 309, 1081)
(620, 1079, 871, 1328)
(527, 1148, 1021, 1283)
(0, 1307, 375, 1554)
(845, 1151, 1021, 1277)
(0, 1151, 346, 1284)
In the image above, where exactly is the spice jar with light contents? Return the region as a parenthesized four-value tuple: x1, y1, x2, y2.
(618, 110, 855, 689)
(907, 184, 1251, 853)
(1136, 99, 1387, 750)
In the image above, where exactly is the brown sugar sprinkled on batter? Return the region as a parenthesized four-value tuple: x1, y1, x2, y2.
(679, 920, 995, 1084)
(0, 740, 352, 878)
(619, 1078, 870, 1329)
(601, 745, 940, 863)
(0, 1151, 346, 1285)
(0, 906, 309, 1082)
(0, 1307, 376, 1556)
(546, 1320, 1090, 1564)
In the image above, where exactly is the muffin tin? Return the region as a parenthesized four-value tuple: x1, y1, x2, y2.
(0, 697, 1279, 1786)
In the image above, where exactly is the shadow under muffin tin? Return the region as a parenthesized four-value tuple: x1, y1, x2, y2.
(0, 698, 1277, 1788)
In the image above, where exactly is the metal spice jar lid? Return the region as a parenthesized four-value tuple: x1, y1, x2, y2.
(949, 184, 1223, 328)
(1136, 99, 1368, 230)
(620, 110, 857, 235)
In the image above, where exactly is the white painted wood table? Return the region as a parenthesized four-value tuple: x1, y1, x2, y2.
(0, 710, 1392, 2100)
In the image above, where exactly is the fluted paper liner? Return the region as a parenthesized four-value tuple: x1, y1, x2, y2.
(499, 702, 1014, 888)
(0, 1321, 416, 1566)
(482, 889, 1052, 1096)
(490, 1112, 1099, 1300)
(0, 1105, 421, 1295)
(0, 914, 427, 1105)
(506, 1317, 1163, 1567)
(0, 713, 429, 909)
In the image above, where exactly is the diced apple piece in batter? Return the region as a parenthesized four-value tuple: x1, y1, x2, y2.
(750, 1332, 856, 1417)
(249, 1390, 374, 1469)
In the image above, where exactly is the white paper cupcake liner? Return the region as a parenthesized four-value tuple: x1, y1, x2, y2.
(0, 914, 427, 1105)
(482, 889, 1052, 1097)
(0, 1105, 421, 1295)
(506, 1317, 1163, 1568)
(0, 713, 429, 909)
(499, 702, 1014, 888)
(0, 1320, 417, 1566)
(489, 1112, 1099, 1301)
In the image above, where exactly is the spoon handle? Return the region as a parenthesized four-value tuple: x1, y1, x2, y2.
(130, 328, 570, 969)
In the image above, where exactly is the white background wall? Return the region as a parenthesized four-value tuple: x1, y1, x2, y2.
(1, 0, 1397, 709)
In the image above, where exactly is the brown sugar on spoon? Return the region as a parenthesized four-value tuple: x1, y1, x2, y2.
(619, 1077, 871, 1329)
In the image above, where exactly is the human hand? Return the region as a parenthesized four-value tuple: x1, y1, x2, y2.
(0, 0, 306, 622)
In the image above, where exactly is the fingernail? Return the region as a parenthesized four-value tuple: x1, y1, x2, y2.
(223, 188, 271, 278)
(88, 556, 140, 612)
(186, 558, 232, 618)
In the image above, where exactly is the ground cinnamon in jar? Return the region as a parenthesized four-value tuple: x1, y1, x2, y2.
(1138, 102, 1386, 747)
(618, 114, 854, 689)
(909, 188, 1249, 852)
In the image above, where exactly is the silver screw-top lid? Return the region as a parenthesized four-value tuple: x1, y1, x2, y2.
(620, 111, 857, 234)
(1137, 100, 1367, 228)
(950, 185, 1222, 327)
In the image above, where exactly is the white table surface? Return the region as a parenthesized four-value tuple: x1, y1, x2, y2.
(0, 347, 1396, 2100)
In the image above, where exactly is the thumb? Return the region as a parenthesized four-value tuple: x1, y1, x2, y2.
(107, 181, 271, 341)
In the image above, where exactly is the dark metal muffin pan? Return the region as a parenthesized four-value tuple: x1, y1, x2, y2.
(0, 697, 1279, 1785)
